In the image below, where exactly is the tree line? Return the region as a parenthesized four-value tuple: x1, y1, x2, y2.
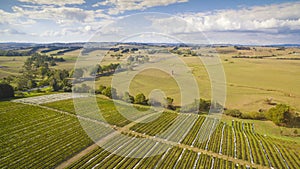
(225, 104, 299, 127)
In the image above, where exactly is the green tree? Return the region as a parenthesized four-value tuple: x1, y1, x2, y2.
(96, 85, 106, 94)
(102, 87, 117, 99)
(134, 93, 148, 105)
(266, 104, 291, 125)
(0, 83, 14, 99)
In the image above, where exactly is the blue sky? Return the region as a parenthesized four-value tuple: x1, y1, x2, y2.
(0, 0, 299, 44)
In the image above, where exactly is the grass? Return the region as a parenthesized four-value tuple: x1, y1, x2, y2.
(0, 56, 29, 78)
(214, 114, 300, 143)
(93, 50, 300, 112)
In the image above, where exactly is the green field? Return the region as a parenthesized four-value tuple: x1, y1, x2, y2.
(1, 96, 299, 168)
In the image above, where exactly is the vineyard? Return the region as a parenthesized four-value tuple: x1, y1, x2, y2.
(0, 101, 112, 168)
(1, 95, 300, 169)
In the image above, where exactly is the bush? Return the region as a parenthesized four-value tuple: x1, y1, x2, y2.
(134, 93, 148, 105)
(0, 83, 14, 99)
(241, 111, 265, 120)
(95, 85, 106, 94)
(225, 109, 242, 118)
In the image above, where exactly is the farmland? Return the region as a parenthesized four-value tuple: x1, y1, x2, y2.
(1, 45, 299, 112)
(63, 45, 300, 112)
(1, 94, 299, 168)
(0, 101, 110, 168)
(0, 44, 299, 168)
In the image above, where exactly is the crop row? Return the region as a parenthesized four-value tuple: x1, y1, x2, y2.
(129, 112, 300, 168)
(68, 134, 254, 169)
(0, 101, 113, 169)
(43, 98, 153, 127)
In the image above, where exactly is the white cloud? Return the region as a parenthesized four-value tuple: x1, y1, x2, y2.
(11, 6, 96, 24)
(18, 0, 85, 6)
(93, 0, 188, 15)
(0, 28, 26, 35)
(149, 2, 300, 34)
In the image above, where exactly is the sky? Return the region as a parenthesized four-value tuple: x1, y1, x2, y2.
(0, 0, 299, 44)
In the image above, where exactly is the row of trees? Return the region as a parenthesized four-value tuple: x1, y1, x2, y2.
(0, 49, 36, 56)
(95, 85, 175, 110)
(225, 104, 299, 127)
(89, 63, 120, 76)
(94, 85, 222, 114)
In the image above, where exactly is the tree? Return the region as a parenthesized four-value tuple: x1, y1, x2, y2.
(134, 93, 148, 105)
(122, 92, 134, 103)
(96, 85, 106, 94)
(199, 98, 211, 111)
(0, 83, 14, 99)
(165, 97, 175, 110)
(102, 87, 117, 99)
(50, 78, 60, 91)
(266, 104, 291, 125)
(16, 76, 29, 90)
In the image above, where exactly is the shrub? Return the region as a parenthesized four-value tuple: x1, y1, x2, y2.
(225, 109, 242, 118)
(241, 111, 265, 120)
(96, 85, 106, 94)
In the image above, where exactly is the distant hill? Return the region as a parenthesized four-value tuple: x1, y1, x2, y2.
(1, 42, 300, 51)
